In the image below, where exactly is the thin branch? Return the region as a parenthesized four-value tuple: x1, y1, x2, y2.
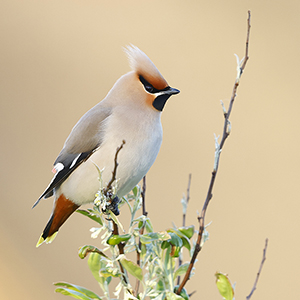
(111, 215, 128, 284)
(189, 291, 196, 298)
(176, 10, 252, 295)
(112, 222, 125, 255)
(246, 238, 268, 300)
(177, 174, 192, 285)
(102, 140, 128, 284)
(103, 140, 126, 195)
(141, 176, 148, 217)
(183, 174, 192, 227)
(135, 176, 147, 296)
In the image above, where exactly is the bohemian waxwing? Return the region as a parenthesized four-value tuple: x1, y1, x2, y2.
(34, 45, 179, 247)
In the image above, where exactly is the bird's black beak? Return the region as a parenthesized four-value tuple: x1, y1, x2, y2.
(165, 87, 180, 95)
(152, 86, 180, 111)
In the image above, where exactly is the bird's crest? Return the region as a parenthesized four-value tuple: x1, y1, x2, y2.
(124, 45, 168, 90)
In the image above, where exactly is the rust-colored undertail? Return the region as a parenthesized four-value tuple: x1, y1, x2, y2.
(36, 194, 80, 247)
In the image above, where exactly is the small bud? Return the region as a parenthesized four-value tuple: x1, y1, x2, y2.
(214, 134, 222, 171)
(234, 53, 245, 81)
(181, 194, 187, 215)
(220, 100, 227, 115)
(226, 120, 232, 135)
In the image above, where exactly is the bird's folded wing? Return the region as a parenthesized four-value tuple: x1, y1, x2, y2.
(33, 105, 112, 208)
(32, 151, 95, 208)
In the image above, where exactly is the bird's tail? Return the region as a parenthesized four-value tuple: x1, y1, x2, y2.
(36, 194, 80, 247)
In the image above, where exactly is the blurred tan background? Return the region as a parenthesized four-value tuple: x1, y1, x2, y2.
(1, 0, 300, 299)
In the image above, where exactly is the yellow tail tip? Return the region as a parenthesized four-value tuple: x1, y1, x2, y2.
(36, 236, 45, 248)
(36, 232, 58, 248)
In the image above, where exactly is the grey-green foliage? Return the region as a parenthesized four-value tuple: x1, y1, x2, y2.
(55, 185, 197, 300)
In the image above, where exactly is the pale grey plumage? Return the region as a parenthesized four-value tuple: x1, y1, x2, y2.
(35, 45, 179, 246)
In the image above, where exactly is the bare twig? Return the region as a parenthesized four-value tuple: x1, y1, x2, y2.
(103, 140, 126, 195)
(141, 176, 147, 217)
(182, 174, 192, 227)
(176, 10, 252, 295)
(177, 174, 192, 285)
(189, 290, 196, 298)
(246, 238, 268, 300)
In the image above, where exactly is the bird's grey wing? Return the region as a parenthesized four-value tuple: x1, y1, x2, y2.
(33, 104, 111, 208)
(33, 151, 95, 207)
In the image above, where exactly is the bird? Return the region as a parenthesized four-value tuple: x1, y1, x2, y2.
(34, 45, 180, 247)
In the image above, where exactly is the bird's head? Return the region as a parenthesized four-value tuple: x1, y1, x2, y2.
(121, 45, 180, 112)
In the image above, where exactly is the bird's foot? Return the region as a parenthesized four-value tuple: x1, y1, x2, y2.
(102, 196, 120, 216)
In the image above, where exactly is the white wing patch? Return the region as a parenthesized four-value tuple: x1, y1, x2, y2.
(52, 162, 65, 174)
(69, 154, 81, 169)
(34, 151, 92, 208)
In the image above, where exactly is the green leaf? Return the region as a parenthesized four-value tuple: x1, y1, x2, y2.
(132, 186, 139, 197)
(138, 220, 144, 230)
(55, 287, 91, 300)
(163, 230, 190, 256)
(108, 211, 124, 232)
(140, 231, 171, 244)
(167, 228, 190, 242)
(88, 253, 102, 283)
(145, 218, 154, 233)
(87, 253, 112, 294)
(173, 286, 189, 300)
(132, 195, 141, 214)
(156, 279, 164, 291)
(172, 246, 181, 258)
(161, 240, 171, 249)
(78, 245, 108, 259)
(134, 216, 153, 233)
(54, 282, 101, 300)
(99, 268, 120, 278)
(161, 232, 183, 257)
(178, 225, 195, 239)
(215, 272, 234, 300)
(140, 243, 147, 261)
(168, 232, 183, 247)
(166, 229, 191, 251)
(107, 233, 131, 245)
(77, 209, 103, 226)
(119, 256, 143, 281)
(174, 263, 190, 278)
(180, 236, 191, 251)
(122, 196, 133, 214)
(165, 291, 185, 300)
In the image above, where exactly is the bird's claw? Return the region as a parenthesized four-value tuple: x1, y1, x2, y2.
(102, 196, 120, 216)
